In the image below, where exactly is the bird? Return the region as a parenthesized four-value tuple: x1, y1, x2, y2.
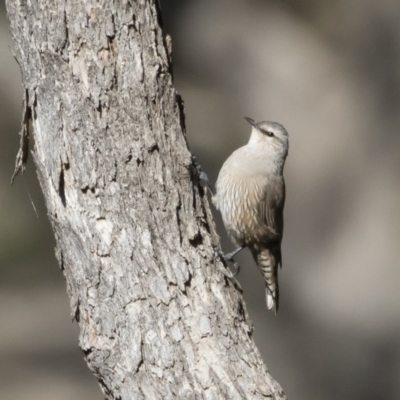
(212, 117, 289, 313)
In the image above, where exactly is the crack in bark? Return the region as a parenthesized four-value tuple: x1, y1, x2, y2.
(59, 166, 66, 207)
(11, 89, 31, 184)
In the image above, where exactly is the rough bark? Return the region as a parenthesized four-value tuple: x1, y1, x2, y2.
(6, 1, 287, 399)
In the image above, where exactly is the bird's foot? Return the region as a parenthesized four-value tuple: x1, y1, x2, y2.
(223, 247, 245, 276)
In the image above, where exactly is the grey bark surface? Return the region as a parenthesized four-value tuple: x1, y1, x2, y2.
(6, 1, 287, 399)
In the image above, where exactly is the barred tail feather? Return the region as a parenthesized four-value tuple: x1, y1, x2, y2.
(252, 246, 280, 314)
(266, 282, 279, 314)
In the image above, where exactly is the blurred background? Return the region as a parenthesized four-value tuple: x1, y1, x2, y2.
(1, 1, 399, 399)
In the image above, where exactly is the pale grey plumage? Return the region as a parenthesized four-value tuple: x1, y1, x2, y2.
(213, 118, 289, 313)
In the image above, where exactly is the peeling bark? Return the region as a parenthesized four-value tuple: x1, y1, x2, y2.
(6, 1, 287, 399)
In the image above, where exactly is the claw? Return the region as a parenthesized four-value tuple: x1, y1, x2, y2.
(231, 261, 241, 276)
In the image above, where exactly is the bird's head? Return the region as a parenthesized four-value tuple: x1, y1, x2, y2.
(245, 117, 289, 159)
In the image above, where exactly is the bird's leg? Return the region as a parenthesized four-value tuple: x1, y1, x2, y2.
(223, 245, 246, 276)
(223, 246, 245, 261)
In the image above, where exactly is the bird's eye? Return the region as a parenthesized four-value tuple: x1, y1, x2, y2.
(265, 131, 274, 137)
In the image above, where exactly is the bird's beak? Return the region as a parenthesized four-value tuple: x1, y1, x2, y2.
(244, 117, 257, 128)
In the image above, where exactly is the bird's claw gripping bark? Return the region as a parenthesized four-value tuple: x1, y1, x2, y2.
(222, 254, 241, 276)
(223, 246, 245, 276)
(230, 261, 241, 276)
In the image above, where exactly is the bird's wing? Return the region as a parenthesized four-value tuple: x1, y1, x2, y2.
(256, 176, 285, 243)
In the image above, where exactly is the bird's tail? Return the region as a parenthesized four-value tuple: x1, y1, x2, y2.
(251, 246, 280, 314)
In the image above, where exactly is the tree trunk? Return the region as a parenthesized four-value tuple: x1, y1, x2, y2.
(6, 1, 287, 399)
